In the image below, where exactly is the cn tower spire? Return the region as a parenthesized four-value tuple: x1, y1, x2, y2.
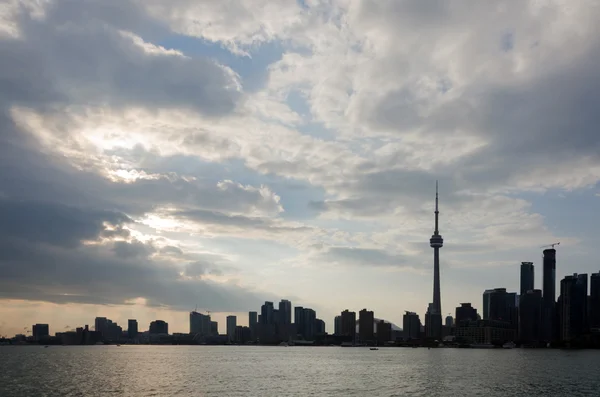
(434, 180, 439, 235)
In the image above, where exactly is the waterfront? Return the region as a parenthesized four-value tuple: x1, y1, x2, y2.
(2, 346, 600, 396)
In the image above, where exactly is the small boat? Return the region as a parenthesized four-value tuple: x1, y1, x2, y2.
(370, 347, 379, 351)
(44, 346, 49, 348)
(116, 344, 121, 347)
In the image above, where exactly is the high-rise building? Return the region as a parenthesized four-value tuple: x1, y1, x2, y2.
(403, 311, 421, 340)
(294, 307, 304, 333)
(487, 288, 518, 326)
(279, 300, 292, 325)
(445, 315, 454, 327)
(315, 319, 326, 335)
(559, 273, 588, 342)
(226, 315, 237, 342)
(482, 289, 494, 320)
(542, 248, 557, 342)
(427, 181, 444, 340)
(590, 272, 600, 331)
(455, 303, 478, 325)
(520, 262, 535, 295)
(376, 320, 392, 344)
(127, 319, 138, 339)
(210, 321, 218, 336)
(519, 289, 542, 345)
(149, 320, 168, 335)
(190, 311, 211, 336)
(95, 317, 108, 337)
(32, 324, 49, 341)
(334, 315, 342, 336)
(340, 310, 356, 340)
(261, 302, 274, 325)
(303, 308, 316, 340)
(249, 311, 258, 328)
(359, 309, 375, 342)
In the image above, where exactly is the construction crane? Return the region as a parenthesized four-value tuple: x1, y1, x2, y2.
(540, 242, 560, 249)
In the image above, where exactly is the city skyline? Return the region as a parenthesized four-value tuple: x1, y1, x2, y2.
(2, 1, 600, 337)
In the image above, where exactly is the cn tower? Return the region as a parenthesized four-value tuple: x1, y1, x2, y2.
(427, 181, 444, 339)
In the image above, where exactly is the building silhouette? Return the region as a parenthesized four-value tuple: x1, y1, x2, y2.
(520, 262, 534, 295)
(149, 320, 168, 335)
(315, 319, 326, 335)
(261, 302, 274, 325)
(484, 288, 518, 331)
(249, 311, 258, 340)
(426, 182, 444, 340)
(559, 273, 588, 343)
(359, 309, 375, 342)
(591, 272, 600, 331)
(210, 321, 218, 336)
(127, 319, 138, 339)
(455, 303, 478, 325)
(190, 311, 211, 336)
(278, 300, 292, 325)
(32, 324, 49, 341)
(542, 248, 557, 342)
(226, 316, 237, 342)
(340, 310, 356, 340)
(403, 311, 421, 340)
(519, 289, 542, 345)
(482, 289, 494, 320)
(334, 315, 341, 335)
(376, 320, 391, 344)
(445, 315, 453, 327)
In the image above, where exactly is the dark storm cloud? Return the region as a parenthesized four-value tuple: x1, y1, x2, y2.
(0, 199, 131, 248)
(0, 198, 268, 310)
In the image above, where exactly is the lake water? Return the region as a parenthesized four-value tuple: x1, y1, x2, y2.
(1, 346, 599, 396)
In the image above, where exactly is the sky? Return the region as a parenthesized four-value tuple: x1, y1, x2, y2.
(1, 0, 600, 337)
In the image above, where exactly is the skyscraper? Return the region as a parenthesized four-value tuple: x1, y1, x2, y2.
(487, 288, 518, 328)
(149, 320, 168, 335)
(520, 262, 534, 295)
(482, 289, 494, 320)
(403, 311, 421, 340)
(426, 182, 444, 340)
(261, 302, 274, 325)
(455, 303, 478, 325)
(590, 272, 600, 331)
(340, 310, 356, 340)
(542, 248, 557, 342)
(519, 289, 543, 345)
(32, 324, 49, 341)
(190, 311, 211, 336)
(127, 319, 138, 339)
(226, 315, 237, 342)
(278, 300, 292, 325)
(358, 309, 375, 342)
(249, 311, 258, 330)
(303, 308, 316, 340)
(559, 274, 588, 342)
(334, 315, 342, 336)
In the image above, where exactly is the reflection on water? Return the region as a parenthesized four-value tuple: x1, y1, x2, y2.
(1, 346, 600, 396)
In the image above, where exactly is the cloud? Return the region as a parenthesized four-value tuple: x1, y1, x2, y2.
(1, 0, 241, 115)
(0, 198, 267, 311)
